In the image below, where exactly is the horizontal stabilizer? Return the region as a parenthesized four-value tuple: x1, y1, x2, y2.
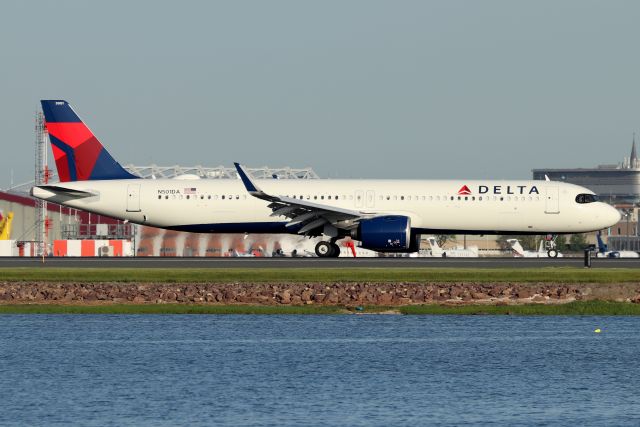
(31, 185, 97, 200)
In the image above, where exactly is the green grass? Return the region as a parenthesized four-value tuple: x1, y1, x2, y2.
(0, 301, 639, 315)
(399, 301, 640, 315)
(1, 267, 640, 283)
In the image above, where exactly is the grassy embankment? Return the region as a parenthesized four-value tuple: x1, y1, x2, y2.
(1, 267, 640, 283)
(2, 267, 639, 314)
(0, 301, 639, 315)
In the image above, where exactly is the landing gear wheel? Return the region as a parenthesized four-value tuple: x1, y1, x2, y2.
(315, 241, 333, 258)
(547, 249, 558, 258)
(330, 243, 341, 257)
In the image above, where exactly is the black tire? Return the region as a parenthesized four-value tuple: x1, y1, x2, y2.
(330, 243, 341, 257)
(315, 241, 333, 257)
(547, 249, 558, 258)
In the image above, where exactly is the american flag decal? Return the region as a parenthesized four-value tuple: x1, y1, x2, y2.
(184, 188, 197, 195)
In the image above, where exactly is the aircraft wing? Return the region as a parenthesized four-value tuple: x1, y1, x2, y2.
(234, 163, 367, 236)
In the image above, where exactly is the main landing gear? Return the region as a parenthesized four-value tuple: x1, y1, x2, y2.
(315, 240, 341, 258)
(545, 234, 558, 258)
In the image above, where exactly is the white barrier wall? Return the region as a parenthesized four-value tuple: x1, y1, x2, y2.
(53, 240, 133, 257)
(0, 240, 18, 256)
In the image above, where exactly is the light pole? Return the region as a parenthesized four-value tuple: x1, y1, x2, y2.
(623, 208, 633, 251)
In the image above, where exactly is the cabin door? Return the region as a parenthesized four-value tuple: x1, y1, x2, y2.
(126, 184, 141, 212)
(544, 185, 559, 214)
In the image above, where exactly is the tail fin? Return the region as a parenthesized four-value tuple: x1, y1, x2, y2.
(40, 100, 137, 182)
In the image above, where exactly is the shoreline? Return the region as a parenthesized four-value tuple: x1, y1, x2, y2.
(1, 281, 639, 310)
(1, 301, 640, 315)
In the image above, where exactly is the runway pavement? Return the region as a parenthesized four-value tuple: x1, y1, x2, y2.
(1, 256, 639, 268)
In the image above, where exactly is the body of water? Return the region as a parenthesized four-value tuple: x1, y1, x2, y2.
(0, 315, 639, 426)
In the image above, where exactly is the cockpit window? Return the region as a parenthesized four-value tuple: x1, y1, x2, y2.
(575, 193, 598, 204)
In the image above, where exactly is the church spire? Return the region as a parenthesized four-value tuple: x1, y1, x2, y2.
(631, 133, 638, 168)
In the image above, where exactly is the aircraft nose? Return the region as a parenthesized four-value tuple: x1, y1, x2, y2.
(604, 205, 622, 227)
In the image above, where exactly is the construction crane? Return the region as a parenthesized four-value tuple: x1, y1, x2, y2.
(0, 212, 14, 240)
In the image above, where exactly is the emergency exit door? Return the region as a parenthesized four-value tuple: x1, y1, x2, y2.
(355, 190, 364, 208)
(126, 184, 141, 212)
(366, 190, 375, 208)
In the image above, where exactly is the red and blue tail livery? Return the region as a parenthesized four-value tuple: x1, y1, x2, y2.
(40, 100, 136, 182)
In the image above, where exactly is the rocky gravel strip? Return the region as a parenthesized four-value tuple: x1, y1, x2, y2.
(1, 282, 640, 305)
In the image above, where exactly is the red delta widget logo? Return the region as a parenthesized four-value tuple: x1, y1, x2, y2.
(457, 184, 539, 195)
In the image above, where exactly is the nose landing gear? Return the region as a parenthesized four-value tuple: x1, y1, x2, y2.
(545, 235, 558, 258)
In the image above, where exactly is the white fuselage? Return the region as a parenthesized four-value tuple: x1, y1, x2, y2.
(33, 178, 620, 236)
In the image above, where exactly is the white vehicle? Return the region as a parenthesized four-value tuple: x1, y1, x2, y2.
(422, 236, 478, 258)
(507, 238, 564, 258)
(32, 101, 621, 258)
(272, 236, 319, 257)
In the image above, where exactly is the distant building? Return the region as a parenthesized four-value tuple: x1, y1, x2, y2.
(532, 137, 640, 206)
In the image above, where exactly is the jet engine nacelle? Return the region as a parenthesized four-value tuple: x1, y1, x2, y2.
(352, 215, 417, 252)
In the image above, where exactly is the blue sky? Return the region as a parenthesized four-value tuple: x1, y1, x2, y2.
(1, 0, 639, 187)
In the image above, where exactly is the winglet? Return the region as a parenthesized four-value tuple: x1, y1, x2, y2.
(233, 162, 261, 193)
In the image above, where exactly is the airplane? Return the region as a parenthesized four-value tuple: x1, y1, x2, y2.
(506, 238, 564, 258)
(31, 100, 621, 258)
(422, 236, 478, 258)
(595, 232, 639, 258)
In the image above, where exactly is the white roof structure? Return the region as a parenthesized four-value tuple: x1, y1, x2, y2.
(4, 164, 320, 195)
